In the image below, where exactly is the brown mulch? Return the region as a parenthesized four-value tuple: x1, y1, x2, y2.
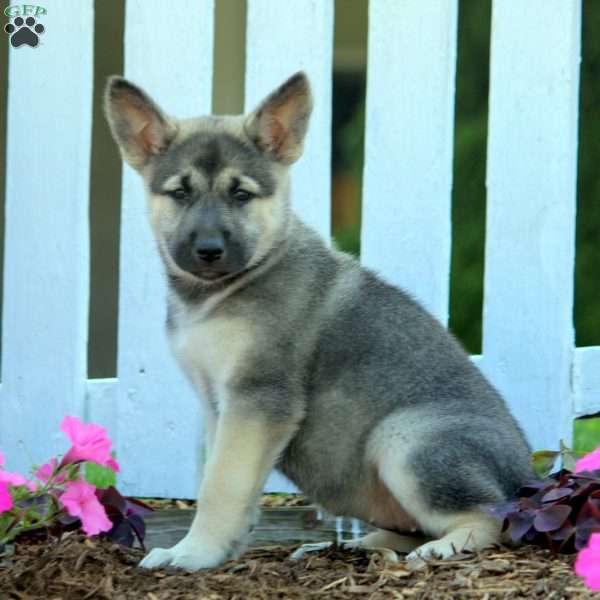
(141, 493, 309, 511)
(1, 534, 595, 600)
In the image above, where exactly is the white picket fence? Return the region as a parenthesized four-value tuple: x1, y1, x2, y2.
(1, 0, 598, 499)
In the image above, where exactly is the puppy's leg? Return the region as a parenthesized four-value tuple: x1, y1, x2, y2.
(369, 414, 505, 569)
(140, 409, 296, 571)
(202, 406, 217, 460)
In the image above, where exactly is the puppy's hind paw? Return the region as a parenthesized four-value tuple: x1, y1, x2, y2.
(365, 546, 399, 563)
(289, 541, 333, 560)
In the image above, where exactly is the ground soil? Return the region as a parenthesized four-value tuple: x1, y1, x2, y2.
(1, 533, 594, 600)
(141, 494, 310, 511)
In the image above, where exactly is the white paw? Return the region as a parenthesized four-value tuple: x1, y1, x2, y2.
(406, 539, 464, 570)
(139, 537, 229, 572)
(139, 547, 173, 569)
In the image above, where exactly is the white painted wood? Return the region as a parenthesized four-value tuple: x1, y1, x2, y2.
(0, 1, 93, 473)
(116, 0, 214, 498)
(85, 379, 118, 435)
(244, 0, 333, 493)
(573, 347, 600, 417)
(361, 0, 458, 324)
(481, 1, 581, 451)
(245, 0, 333, 239)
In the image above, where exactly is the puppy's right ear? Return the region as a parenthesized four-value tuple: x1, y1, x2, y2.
(104, 76, 177, 170)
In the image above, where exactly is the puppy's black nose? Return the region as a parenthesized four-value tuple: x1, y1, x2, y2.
(194, 239, 224, 263)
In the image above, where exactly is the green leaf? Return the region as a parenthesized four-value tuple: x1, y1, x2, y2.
(531, 450, 559, 478)
(559, 439, 578, 473)
(84, 462, 117, 489)
(11, 486, 32, 502)
(0, 511, 14, 538)
(559, 440, 572, 453)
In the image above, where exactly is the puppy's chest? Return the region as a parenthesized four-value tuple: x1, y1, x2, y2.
(169, 313, 254, 403)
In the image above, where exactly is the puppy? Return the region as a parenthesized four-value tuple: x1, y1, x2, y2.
(104, 72, 532, 571)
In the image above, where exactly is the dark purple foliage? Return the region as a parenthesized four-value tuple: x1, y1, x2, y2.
(488, 469, 600, 554)
(96, 487, 153, 550)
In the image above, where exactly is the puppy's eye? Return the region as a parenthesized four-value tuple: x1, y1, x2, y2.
(232, 189, 254, 203)
(169, 188, 188, 201)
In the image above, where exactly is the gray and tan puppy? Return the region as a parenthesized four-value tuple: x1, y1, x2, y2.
(104, 72, 532, 571)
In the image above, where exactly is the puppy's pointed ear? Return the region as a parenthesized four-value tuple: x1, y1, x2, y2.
(245, 72, 313, 165)
(104, 76, 177, 170)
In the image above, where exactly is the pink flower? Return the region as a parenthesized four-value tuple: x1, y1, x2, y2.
(0, 481, 13, 512)
(60, 416, 120, 472)
(60, 480, 112, 536)
(35, 458, 67, 484)
(0, 469, 27, 487)
(575, 532, 600, 591)
(575, 446, 600, 474)
(0, 450, 36, 491)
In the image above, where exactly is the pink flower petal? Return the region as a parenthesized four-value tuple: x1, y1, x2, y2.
(575, 446, 600, 474)
(106, 457, 120, 473)
(0, 470, 27, 487)
(0, 481, 12, 513)
(35, 458, 67, 485)
(59, 416, 118, 471)
(79, 498, 113, 536)
(61, 416, 109, 447)
(35, 461, 54, 482)
(0, 471, 35, 490)
(575, 533, 600, 591)
(0, 450, 36, 491)
(60, 480, 112, 537)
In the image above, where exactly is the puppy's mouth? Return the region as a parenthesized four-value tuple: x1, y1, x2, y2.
(194, 270, 230, 282)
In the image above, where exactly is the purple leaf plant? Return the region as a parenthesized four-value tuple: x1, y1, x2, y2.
(488, 443, 600, 555)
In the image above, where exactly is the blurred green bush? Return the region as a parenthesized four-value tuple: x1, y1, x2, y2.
(333, 0, 600, 355)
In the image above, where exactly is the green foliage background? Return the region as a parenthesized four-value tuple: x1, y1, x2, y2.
(334, 1, 600, 357)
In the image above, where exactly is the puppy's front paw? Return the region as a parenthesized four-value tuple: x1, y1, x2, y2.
(139, 537, 229, 572)
(139, 547, 174, 570)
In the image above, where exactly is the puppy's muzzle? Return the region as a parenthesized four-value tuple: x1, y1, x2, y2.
(193, 236, 226, 265)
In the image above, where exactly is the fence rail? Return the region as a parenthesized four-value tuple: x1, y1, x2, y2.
(1, 0, 597, 499)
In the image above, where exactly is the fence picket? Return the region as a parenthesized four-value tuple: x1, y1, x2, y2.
(115, 0, 214, 497)
(361, 0, 458, 324)
(481, 0, 581, 451)
(574, 348, 600, 417)
(0, 1, 94, 473)
(245, 0, 334, 240)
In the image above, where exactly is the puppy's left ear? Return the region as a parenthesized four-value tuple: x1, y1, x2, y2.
(245, 72, 313, 165)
